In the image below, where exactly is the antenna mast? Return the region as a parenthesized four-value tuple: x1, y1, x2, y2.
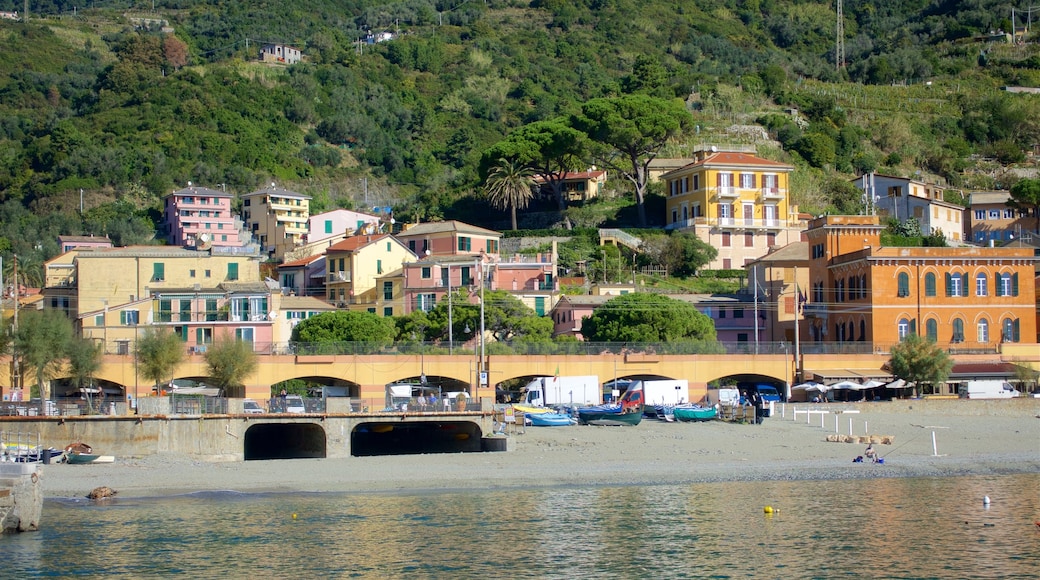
(836, 0, 846, 70)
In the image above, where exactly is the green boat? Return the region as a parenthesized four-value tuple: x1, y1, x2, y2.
(577, 383, 644, 426)
(673, 404, 717, 422)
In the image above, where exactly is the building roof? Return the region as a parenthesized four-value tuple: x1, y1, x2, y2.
(57, 235, 112, 244)
(967, 191, 1011, 205)
(648, 158, 697, 170)
(326, 233, 391, 253)
(749, 241, 808, 264)
(533, 170, 606, 183)
(75, 246, 230, 259)
(242, 185, 310, 200)
(309, 208, 379, 221)
(396, 220, 501, 238)
(279, 296, 337, 311)
(167, 185, 232, 199)
(553, 295, 614, 308)
(221, 281, 275, 293)
(661, 151, 793, 179)
(278, 255, 326, 269)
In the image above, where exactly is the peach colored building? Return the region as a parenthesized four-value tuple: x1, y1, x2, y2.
(394, 220, 501, 259)
(802, 215, 1036, 353)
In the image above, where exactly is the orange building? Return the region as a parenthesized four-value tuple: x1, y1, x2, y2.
(802, 215, 1036, 351)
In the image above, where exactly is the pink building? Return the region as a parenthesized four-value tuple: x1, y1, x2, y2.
(163, 185, 242, 248)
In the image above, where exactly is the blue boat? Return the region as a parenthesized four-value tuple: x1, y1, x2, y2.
(527, 412, 576, 427)
(578, 383, 644, 426)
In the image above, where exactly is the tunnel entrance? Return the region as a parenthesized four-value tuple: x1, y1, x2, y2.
(244, 423, 327, 460)
(351, 421, 483, 456)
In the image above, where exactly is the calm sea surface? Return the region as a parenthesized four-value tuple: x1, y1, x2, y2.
(5, 473, 1038, 578)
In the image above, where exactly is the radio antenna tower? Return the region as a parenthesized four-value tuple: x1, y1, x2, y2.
(836, 0, 846, 70)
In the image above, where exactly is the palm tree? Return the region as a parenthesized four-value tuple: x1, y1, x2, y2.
(484, 158, 536, 230)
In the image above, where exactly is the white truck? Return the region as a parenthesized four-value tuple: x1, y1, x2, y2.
(604, 379, 690, 406)
(959, 380, 1020, 399)
(522, 376, 600, 407)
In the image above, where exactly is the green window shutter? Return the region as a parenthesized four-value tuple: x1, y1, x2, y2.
(377, 259, 383, 274)
(909, 319, 916, 335)
(159, 299, 172, 322)
(996, 274, 1004, 297)
(924, 273, 935, 296)
(1013, 318, 1020, 342)
(1012, 273, 1019, 296)
(180, 326, 188, 340)
(120, 311, 127, 325)
(95, 314, 104, 326)
(153, 262, 165, 281)
(926, 319, 937, 341)
(206, 299, 217, 321)
(261, 298, 268, 313)
(535, 296, 545, 316)
(945, 273, 952, 296)
(228, 262, 239, 280)
(325, 220, 332, 234)
(386, 241, 391, 252)
(897, 273, 909, 297)
(960, 273, 969, 296)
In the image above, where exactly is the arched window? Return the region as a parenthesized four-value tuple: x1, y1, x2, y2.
(897, 272, 910, 297)
(977, 318, 989, 343)
(952, 318, 964, 343)
(926, 319, 938, 342)
(975, 273, 988, 297)
(897, 318, 911, 340)
(1002, 318, 1014, 342)
(997, 272, 1012, 296)
(924, 273, 936, 297)
(859, 320, 866, 341)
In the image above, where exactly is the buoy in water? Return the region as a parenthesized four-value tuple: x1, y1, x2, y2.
(292, 513, 298, 520)
(763, 506, 774, 514)
(983, 495, 991, 505)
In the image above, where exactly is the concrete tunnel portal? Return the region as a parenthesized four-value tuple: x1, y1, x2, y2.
(242, 421, 485, 460)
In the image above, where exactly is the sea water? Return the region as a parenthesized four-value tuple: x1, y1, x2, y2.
(4, 473, 1038, 578)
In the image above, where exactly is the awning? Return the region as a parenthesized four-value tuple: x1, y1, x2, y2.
(809, 369, 893, 382)
(949, 362, 1018, 380)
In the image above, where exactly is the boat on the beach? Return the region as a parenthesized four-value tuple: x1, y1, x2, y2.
(512, 404, 553, 415)
(578, 382, 644, 426)
(654, 404, 675, 422)
(62, 442, 113, 464)
(527, 412, 577, 427)
(672, 404, 717, 422)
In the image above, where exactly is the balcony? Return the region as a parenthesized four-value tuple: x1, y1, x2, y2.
(715, 186, 739, 199)
(328, 271, 351, 283)
(802, 303, 828, 318)
(760, 187, 786, 201)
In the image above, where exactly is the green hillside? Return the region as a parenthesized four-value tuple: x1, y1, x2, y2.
(0, 0, 1039, 265)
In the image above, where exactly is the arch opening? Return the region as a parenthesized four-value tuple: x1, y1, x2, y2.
(351, 421, 482, 456)
(244, 422, 327, 460)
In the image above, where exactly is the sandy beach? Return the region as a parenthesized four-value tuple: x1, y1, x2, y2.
(39, 403, 1040, 499)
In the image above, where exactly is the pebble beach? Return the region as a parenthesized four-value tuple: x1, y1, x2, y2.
(39, 403, 1040, 499)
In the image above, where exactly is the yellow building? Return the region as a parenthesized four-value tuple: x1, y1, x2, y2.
(662, 148, 803, 270)
(324, 234, 417, 309)
(43, 246, 263, 321)
(242, 185, 311, 260)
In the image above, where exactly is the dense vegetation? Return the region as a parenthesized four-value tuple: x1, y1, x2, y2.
(2, 0, 1040, 278)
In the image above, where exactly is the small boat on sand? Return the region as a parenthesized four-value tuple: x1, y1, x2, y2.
(578, 382, 644, 426)
(673, 404, 717, 422)
(527, 412, 576, 427)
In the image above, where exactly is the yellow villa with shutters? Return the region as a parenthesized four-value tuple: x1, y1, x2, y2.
(662, 147, 805, 270)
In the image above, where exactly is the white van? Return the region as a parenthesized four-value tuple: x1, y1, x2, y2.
(708, 388, 741, 406)
(959, 380, 1020, 399)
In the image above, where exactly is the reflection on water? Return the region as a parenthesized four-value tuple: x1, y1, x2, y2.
(5, 474, 1038, 577)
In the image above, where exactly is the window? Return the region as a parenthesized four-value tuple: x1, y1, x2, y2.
(989, 210, 1000, 218)
(408, 240, 417, 252)
(189, 269, 196, 278)
(421, 267, 431, 279)
(924, 273, 936, 296)
(376, 259, 383, 274)
(94, 314, 104, 326)
(1003, 209, 1015, 218)
(996, 272, 1010, 296)
(417, 293, 436, 312)
(722, 232, 731, 247)
(860, 320, 866, 341)
(897, 318, 911, 340)
(383, 282, 393, 300)
(487, 239, 498, 253)
(386, 242, 392, 252)
(206, 299, 218, 321)
(383, 307, 393, 317)
(737, 333, 748, 343)
(952, 318, 964, 343)
(926, 319, 938, 342)
(744, 232, 754, 247)
(734, 308, 744, 319)
(179, 299, 191, 322)
(196, 328, 213, 345)
(158, 299, 172, 322)
(457, 236, 471, 251)
(325, 220, 333, 234)
(974, 209, 985, 220)
(153, 263, 165, 281)
(719, 308, 727, 319)
(897, 272, 910, 297)
(461, 266, 472, 286)
(740, 173, 755, 188)
(205, 270, 211, 278)
(535, 296, 546, 316)
(946, 272, 966, 297)
(977, 319, 989, 343)
(235, 328, 254, 344)
(228, 263, 239, 280)
(975, 273, 988, 296)
(1002, 318, 1015, 342)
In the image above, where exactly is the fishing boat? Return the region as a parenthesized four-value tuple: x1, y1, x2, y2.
(512, 404, 554, 415)
(527, 412, 577, 427)
(578, 382, 644, 426)
(673, 404, 717, 422)
(654, 404, 676, 422)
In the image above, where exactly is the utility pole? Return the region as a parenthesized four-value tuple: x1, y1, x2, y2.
(836, 0, 845, 70)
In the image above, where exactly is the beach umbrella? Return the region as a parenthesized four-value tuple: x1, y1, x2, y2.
(828, 380, 865, 390)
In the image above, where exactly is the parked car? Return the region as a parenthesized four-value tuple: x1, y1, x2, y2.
(284, 395, 306, 414)
(242, 399, 265, 414)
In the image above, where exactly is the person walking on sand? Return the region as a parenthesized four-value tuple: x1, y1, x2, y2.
(750, 390, 763, 424)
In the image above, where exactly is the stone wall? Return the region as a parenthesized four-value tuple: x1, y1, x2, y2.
(0, 463, 42, 533)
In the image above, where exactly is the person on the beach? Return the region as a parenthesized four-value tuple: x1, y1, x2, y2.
(750, 391, 763, 424)
(417, 394, 427, 410)
(864, 443, 877, 462)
